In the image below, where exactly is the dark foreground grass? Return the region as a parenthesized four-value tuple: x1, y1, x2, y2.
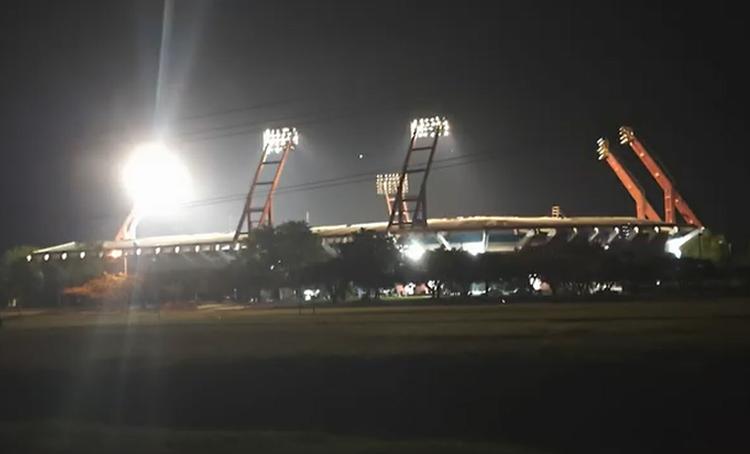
(1, 421, 531, 454)
(1, 300, 749, 453)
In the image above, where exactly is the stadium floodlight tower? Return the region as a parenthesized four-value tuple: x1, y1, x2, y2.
(234, 127, 298, 241)
(116, 142, 191, 240)
(596, 138, 661, 222)
(618, 126, 703, 227)
(387, 116, 449, 231)
(376, 173, 410, 221)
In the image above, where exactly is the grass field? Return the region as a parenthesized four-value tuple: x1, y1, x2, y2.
(2, 300, 750, 453)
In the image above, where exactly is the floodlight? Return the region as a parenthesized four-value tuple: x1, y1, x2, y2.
(376, 173, 408, 195)
(618, 126, 635, 145)
(410, 116, 449, 138)
(122, 142, 192, 216)
(263, 127, 299, 154)
(596, 138, 610, 160)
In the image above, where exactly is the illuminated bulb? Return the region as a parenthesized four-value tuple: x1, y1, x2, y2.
(26, 254, 32, 262)
(155, 247, 161, 255)
(110, 249, 123, 259)
(79, 251, 86, 259)
(174, 246, 181, 254)
(44, 254, 50, 262)
(61, 252, 67, 260)
(194, 245, 201, 253)
(122, 142, 191, 216)
(136, 248, 142, 256)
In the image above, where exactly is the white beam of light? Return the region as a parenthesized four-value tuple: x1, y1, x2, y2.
(665, 228, 701, 259)
(122, 142, 192, 216)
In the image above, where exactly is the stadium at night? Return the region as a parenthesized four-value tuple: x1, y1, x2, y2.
(29, 120, 703, 266)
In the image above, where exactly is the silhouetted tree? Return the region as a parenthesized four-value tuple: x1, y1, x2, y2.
(425, 247, 475, 298)
(337, 229, 398, 299)
(238, 221, 326, 301)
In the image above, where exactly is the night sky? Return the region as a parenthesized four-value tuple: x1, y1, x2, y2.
(1, 1, 746, 252)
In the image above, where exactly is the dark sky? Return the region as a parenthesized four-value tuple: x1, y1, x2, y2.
(1, 1, 747, 252)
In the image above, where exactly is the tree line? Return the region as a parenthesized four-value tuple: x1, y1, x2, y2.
(2, 221, 749, 308)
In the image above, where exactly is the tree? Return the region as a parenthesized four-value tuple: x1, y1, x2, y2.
(337, 229, 398, 299)
(1, 246, 44, 307)
(239, 221, 327, 301)
(424, 247, 475, 298)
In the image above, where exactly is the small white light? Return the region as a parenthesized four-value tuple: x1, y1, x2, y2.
(155, 247, 161, 255)
(358, 153, 364, 159)
(633, 226, 640, 234)
(233, 243, 241, 251)
(214, 244, 221, 251)
(194, 245, 201, 253)
(61, 252, 68, 260)
(26, 254, 32, 262)
(79, 251, 86, 259)
(136, 248, 142, 256)
(654, 226, 660, 233)
(44, 254, 50, 262)
(174, 246, 181, 254)
(110, 249, 123, 259)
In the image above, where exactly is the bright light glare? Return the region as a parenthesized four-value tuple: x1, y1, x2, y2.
(665, 229, 700, 259)
(122, 142, 191, 215)
(403, 241, 426, 262)
(463, 242, 485, 256)
(263, 127, 299, 154)
(410, 116, 450, 138)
